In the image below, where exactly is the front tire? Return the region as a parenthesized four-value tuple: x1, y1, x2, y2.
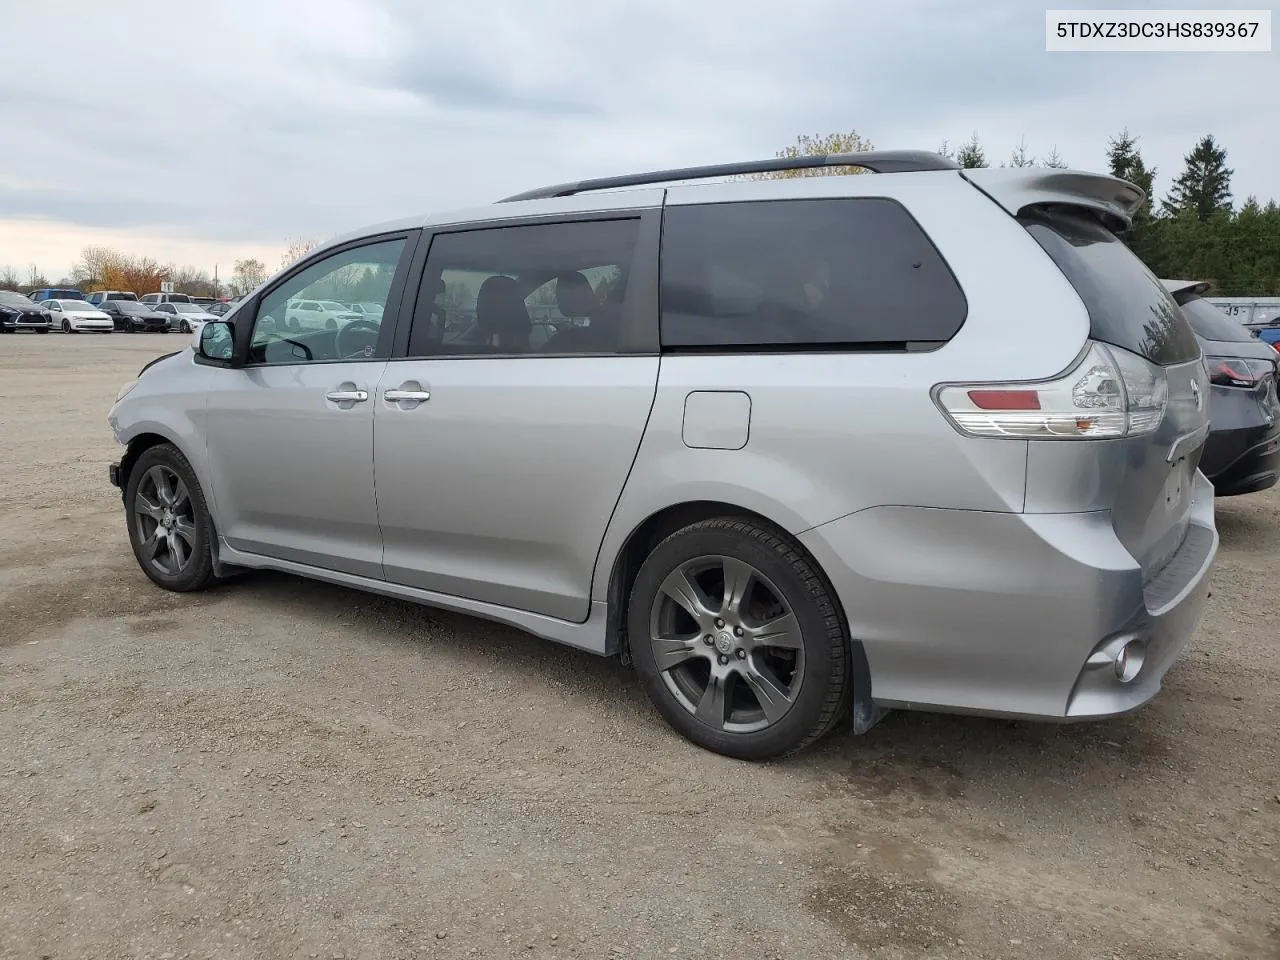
(62, 319, 72, 334)
(628, 518, 851, 761)
(124, 444, 217, 592)
(179, 319, 191, 334)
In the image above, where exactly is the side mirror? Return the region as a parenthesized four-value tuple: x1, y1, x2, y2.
(197, 320, 237, 365)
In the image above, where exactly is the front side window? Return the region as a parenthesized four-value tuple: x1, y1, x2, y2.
(406, 218, 640, 357)
(249, 238, 405, 365)
(660, 198, 966, 349)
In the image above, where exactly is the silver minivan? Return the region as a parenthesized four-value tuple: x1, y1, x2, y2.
(107, 151, 1217, 759)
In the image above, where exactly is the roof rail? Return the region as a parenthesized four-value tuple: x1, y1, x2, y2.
(498, 150, 961, 203)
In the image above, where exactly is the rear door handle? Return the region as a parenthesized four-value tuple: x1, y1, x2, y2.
(384, 389, 431, 402)
(326, 389, 368, 403)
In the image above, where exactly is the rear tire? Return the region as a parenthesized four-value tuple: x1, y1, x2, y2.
(124, 444, 217, 593)
(628, 518, 851, 761)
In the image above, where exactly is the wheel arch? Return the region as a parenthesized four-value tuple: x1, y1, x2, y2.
(601, 499, 877, 731)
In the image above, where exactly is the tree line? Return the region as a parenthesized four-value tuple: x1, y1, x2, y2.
(0, 237, 320, 299)
(766, 129, 1279, 296)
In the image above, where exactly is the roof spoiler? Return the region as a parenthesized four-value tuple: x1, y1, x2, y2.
(1160, 278, 1213, 304)
(498, 150, 961, 203)
(960, 167, 1146, 231)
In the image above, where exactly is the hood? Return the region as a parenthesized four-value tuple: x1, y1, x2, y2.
(65, 308, 111, 318)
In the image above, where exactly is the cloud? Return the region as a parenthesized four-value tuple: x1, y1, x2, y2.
(1, 0, 1276, 277)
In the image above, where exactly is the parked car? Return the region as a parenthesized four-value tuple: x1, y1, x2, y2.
(99, 300, 172, 333)
(0, 290, 51, 333)
(45, 299, 113, 333)
(140, 292, 194, 305)
(284, 298, 362, 331)
(1163, 279, 1280, 496)
(107, 152, 1217, 760)
(347, 302, 385, 320)
(153, 301, 217, 334)
(86, 290, 139, 306)
(28, 287, 86, 303)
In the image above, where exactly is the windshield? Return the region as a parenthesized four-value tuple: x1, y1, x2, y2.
(1182, 298, 1254, 342)
(320, 301, 348, 311)
(115, 301, 147, 313)
(173, 302, 206, 313)
(0, 291, 36, 307)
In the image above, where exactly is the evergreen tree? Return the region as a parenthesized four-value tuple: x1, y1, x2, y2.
(953, 132, 988, 169)
(1161, 134, 1233, 220)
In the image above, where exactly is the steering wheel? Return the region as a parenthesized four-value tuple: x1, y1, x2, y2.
(335, 319, 381, 359)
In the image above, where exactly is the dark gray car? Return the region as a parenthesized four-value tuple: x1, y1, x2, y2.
(1164, 279, 1280, 495)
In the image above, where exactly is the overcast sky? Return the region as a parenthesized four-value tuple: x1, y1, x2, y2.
(1, 0, 1276, 280)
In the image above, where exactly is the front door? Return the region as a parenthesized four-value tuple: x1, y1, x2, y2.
(373, 213, 661, 621)
(203, 235, 413, 578)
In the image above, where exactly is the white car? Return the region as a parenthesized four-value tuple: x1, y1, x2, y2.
(153, 302, 218, 335)
(347, 301, 384, 319)
(45, 299, 113, 333)
(284, 299, 362, 331)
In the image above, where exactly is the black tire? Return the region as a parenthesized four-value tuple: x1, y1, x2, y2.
(37, 328, 49, 334)
(628, 518, 850, 761)
(62, 319, 72, 334)
(124, 444, 217, 592)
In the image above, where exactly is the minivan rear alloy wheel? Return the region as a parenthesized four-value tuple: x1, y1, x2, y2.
(125, 444, 217, 592)
(628, 518, 851, 760)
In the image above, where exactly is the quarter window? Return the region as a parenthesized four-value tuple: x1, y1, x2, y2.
(406, 218, 640, 357)
(660, 198, 967, 349)
(248, 238, 406, 365)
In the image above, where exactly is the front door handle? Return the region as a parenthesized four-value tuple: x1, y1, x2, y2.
(325, 389, 369, 403)
(384, 389, 431, 402)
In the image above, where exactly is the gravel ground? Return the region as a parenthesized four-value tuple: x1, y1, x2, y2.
(1, 334, 1278, 960)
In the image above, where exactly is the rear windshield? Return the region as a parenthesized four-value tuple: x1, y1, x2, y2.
(1181, 298, 1254, 342)
(1019, 209, 1201, 365)
(106, 292, 138, 301)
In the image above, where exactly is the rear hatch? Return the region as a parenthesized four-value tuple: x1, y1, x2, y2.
(1019, 207, 1209, 579)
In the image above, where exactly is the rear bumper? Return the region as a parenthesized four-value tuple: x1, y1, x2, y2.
(1201, 424, 1280, 495)
(798, 471, 1217, 722)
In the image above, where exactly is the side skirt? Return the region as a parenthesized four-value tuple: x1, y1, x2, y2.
(216, 538, 613, 655)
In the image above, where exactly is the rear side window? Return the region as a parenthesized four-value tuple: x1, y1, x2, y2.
(660, 198, 966, 349)
(1019, 209, 1201, 365)
(1181, 298, 1254, 342)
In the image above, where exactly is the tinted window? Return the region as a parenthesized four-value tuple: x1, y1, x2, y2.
(407, 218, 640, 357)
(1020, 210, 1201, 365)
(1181, 298, 1254, 342)
(660, 199, 965, 349)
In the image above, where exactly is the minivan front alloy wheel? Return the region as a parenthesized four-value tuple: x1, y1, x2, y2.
(125, 444, 217, 592)
(629, 518, 851, 760)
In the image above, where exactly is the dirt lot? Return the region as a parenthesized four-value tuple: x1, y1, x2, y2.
(1, 333, 1277, 960)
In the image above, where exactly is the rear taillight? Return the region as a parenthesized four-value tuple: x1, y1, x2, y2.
(935, 341, 1168, 440)
(1206, 356, 1274, 388)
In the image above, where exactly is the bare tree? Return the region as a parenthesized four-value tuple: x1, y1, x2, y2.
(232, 258, 268, 296)
(0, 264, 19, 290)
(280, 237, 320, 271)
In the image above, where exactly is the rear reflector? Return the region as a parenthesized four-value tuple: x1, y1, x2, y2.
(966, 389, 1041, 410)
